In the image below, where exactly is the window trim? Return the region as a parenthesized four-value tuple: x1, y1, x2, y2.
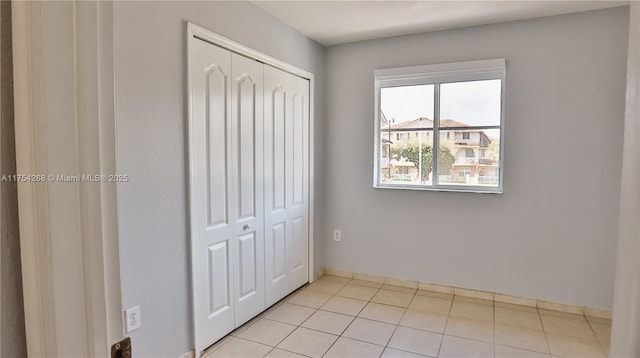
(373, 58, 506, 193)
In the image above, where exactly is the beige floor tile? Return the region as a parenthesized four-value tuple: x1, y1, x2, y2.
(358, 302, 406, 324)
(372, 289, 414, 307)
(350, 279, 384, 288)
(454, 295, 494, 307)
(495, 345, 551, 358)
(408, 295, 452, 315)
(342, 317, 397, 345)
(264, 348, 308, 357)
(202, 335, 233, 357)
(415, 289, 453, 300)
(387, 326, 442, 357)
(588, 322, 611, 343)
(438, 335, 494, 358)
(381, 347, 427, 357)
(230, 315, 261, 337)
(399, 309, 448, 333)
(495, 301, 538, 313)
(209, 337, 272, 357)
(495, 307, 543, 330)
(301, 310, 354, 335)
(450, 301, 494, 322)
(546, 334, 606, 358)
(286, 290, 333, 309)
(276, 327, 338, 358)
(382, 284, 417, 294)
(306, 280, 347, 295)
(336, 284, 379, 301)
(237, 318, 297, 346)
(323, 337, 384, 358)
(318, 275, 352, 284)
(495, 324, 549, 353)
(266, 303, 316, 325)
(540, 314, 597, 341)
(445, 316, 494, 343)
(321, 296, 368, 316)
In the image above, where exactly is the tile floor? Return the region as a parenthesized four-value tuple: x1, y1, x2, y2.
(203, 275, 611, 358)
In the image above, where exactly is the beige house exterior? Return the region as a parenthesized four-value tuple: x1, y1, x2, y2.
(380, 114, 499, 185)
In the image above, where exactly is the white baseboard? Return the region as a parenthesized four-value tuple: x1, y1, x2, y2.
(321, 267, 612, 319)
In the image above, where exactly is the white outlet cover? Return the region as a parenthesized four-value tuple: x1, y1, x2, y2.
(125, 305, 141, 333)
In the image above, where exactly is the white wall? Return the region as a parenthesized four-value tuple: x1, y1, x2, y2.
(323, 7, 629, 310)
(113, 2, 325, 356)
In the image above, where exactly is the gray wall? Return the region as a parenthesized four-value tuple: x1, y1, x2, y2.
(0, 1, 26, 357)
(323, 7, 628, 310)
(113, 2, 325, 356)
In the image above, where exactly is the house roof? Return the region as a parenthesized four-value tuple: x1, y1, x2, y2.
(389, 118, 474, 129)
(440, 119, 469, 128)
(390, 117, 434, 129)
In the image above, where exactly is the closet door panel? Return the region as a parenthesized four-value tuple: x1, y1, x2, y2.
(287, 75, 310, 290)
(264, 67, 290, 306)
(190, 39, 236, 352)
(264, 65, 310, 305)
(231, 53, 265, 326)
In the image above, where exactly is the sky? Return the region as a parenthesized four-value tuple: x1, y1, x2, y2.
(380, 79, 501, 127)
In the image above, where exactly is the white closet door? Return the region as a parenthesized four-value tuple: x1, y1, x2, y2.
(190, 39, 236, 351)
(264, 65, 310, 306)
(231, 53, 265, 326)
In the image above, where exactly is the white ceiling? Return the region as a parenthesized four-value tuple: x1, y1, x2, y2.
(251, 1, 629, 46)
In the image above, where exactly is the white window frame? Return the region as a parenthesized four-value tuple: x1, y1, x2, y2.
(373, 58, 506, 193)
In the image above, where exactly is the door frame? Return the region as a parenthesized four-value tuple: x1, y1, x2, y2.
(12, 1, 123, 356)
(187, 22, 315, 351)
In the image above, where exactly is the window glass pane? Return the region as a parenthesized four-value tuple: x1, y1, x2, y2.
(440, 79, 501, 127)
(438, 129, 500, 187)
(381, 85, 434, 129)
(380, 130, 433, 185)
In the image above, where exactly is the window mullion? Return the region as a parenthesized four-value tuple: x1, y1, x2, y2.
(433, 83, 440, 186)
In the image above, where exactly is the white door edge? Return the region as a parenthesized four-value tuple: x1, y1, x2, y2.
(12, 1, 123, 356)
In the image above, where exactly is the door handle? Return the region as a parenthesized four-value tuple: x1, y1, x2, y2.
(243, 224, 250, 231)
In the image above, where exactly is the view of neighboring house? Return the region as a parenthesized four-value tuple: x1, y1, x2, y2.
(380, 112, 500, 185)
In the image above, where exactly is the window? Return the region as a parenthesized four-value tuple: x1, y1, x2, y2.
(374, 59, 505, 193)
(458, 168, 471, 177)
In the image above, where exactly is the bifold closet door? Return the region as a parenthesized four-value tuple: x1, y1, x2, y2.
(190, 38, 265, 351)
(264, 65, 310, 307)
(231, 52, 265, 327)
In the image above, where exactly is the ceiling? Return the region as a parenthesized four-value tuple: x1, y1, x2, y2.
(251, 1, 629, 46)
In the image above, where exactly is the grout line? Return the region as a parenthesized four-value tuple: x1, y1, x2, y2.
(436, 292, 455, 357)
(584, 318, 610, 355)
(536, 306, 554, 357)
(318, 278, 358, 357)
(492, 299, 496, 358)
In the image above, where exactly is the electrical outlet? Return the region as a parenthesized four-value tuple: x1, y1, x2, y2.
(125, 305, 141, 333)
(333, 229, 341, 242)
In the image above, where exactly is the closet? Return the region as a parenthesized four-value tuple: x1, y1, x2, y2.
(188, 24, 311, 354)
